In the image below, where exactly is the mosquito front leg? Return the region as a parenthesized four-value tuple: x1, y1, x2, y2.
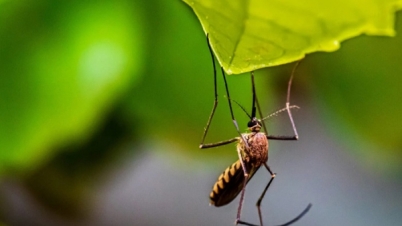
(199, 34, 219, 147)
(200, 137, 238, 149)
(266, 134, 298, 140)
(200, 35, 248, 150)
(221, 67, 249, 150)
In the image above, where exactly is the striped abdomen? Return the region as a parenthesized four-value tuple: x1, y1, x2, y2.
(209, 160, 259, 206)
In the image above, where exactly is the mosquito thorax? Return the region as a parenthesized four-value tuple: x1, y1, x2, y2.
(247, 118, 262, 132)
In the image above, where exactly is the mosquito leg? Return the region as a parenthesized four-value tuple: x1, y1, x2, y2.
(199, 92, 219, 146)
(200, 34, 219, 147)
(277, 203, 312, 226)
(235, 173, 252, 226)
(235, 148, 264, 226)
(266, 135, 298, 140)
(285, 61, 300, 140)
(200, 35, 247, 149)
(266, 61, 301, 141)
(236, 176, 275, 226)
(253, 163, 276, 226)
(252, 72, 268, 133)
(221, 67, 249, 149)
(236, 175, 261, 226)
(199, 137, 238, 149)
(235, 147, 253, 226)
(236, 219, 258, 226)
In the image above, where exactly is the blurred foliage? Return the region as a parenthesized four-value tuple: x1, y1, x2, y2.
(305, 32, 402, 175)
(24, 107, 137, 217)
(184, 0, 402, 74)
(0, 0, 401, 223)
(0, 0, 143, 175)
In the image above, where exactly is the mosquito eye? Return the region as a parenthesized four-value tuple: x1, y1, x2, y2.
(247, 121, 255, 128)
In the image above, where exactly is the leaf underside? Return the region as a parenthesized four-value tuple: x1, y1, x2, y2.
(183, 0, 402, 74)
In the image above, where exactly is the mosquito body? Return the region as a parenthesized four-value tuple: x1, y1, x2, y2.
(210, 120, 268, 207)
(200, 35, 311, 226)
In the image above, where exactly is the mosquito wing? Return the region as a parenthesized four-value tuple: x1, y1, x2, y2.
(209, 159, 259, 207)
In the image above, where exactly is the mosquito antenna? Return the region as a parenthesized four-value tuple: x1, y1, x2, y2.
(286, 61, 301, 139)
(261, 105, 300, 121)
(229, 98, 252, 119)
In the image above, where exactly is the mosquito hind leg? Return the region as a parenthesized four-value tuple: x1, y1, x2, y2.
(235, 173, 257, 226)
(277, 203, 312, 226)
(252, 163, 276, 226)
(236, 175, 260, 226)
(234, 145, 260, 226)
(256, 163, 312, 226)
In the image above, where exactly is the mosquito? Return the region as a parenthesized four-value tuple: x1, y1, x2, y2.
(200, 35, 311, 226)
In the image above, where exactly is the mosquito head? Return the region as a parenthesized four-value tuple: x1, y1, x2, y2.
(247, 117, 262, 132)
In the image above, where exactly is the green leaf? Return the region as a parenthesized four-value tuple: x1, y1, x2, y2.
(183, 0, 402, 74)
(0, 1, 143, 175)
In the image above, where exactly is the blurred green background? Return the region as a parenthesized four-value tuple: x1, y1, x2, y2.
(0, 0, 401, 226)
